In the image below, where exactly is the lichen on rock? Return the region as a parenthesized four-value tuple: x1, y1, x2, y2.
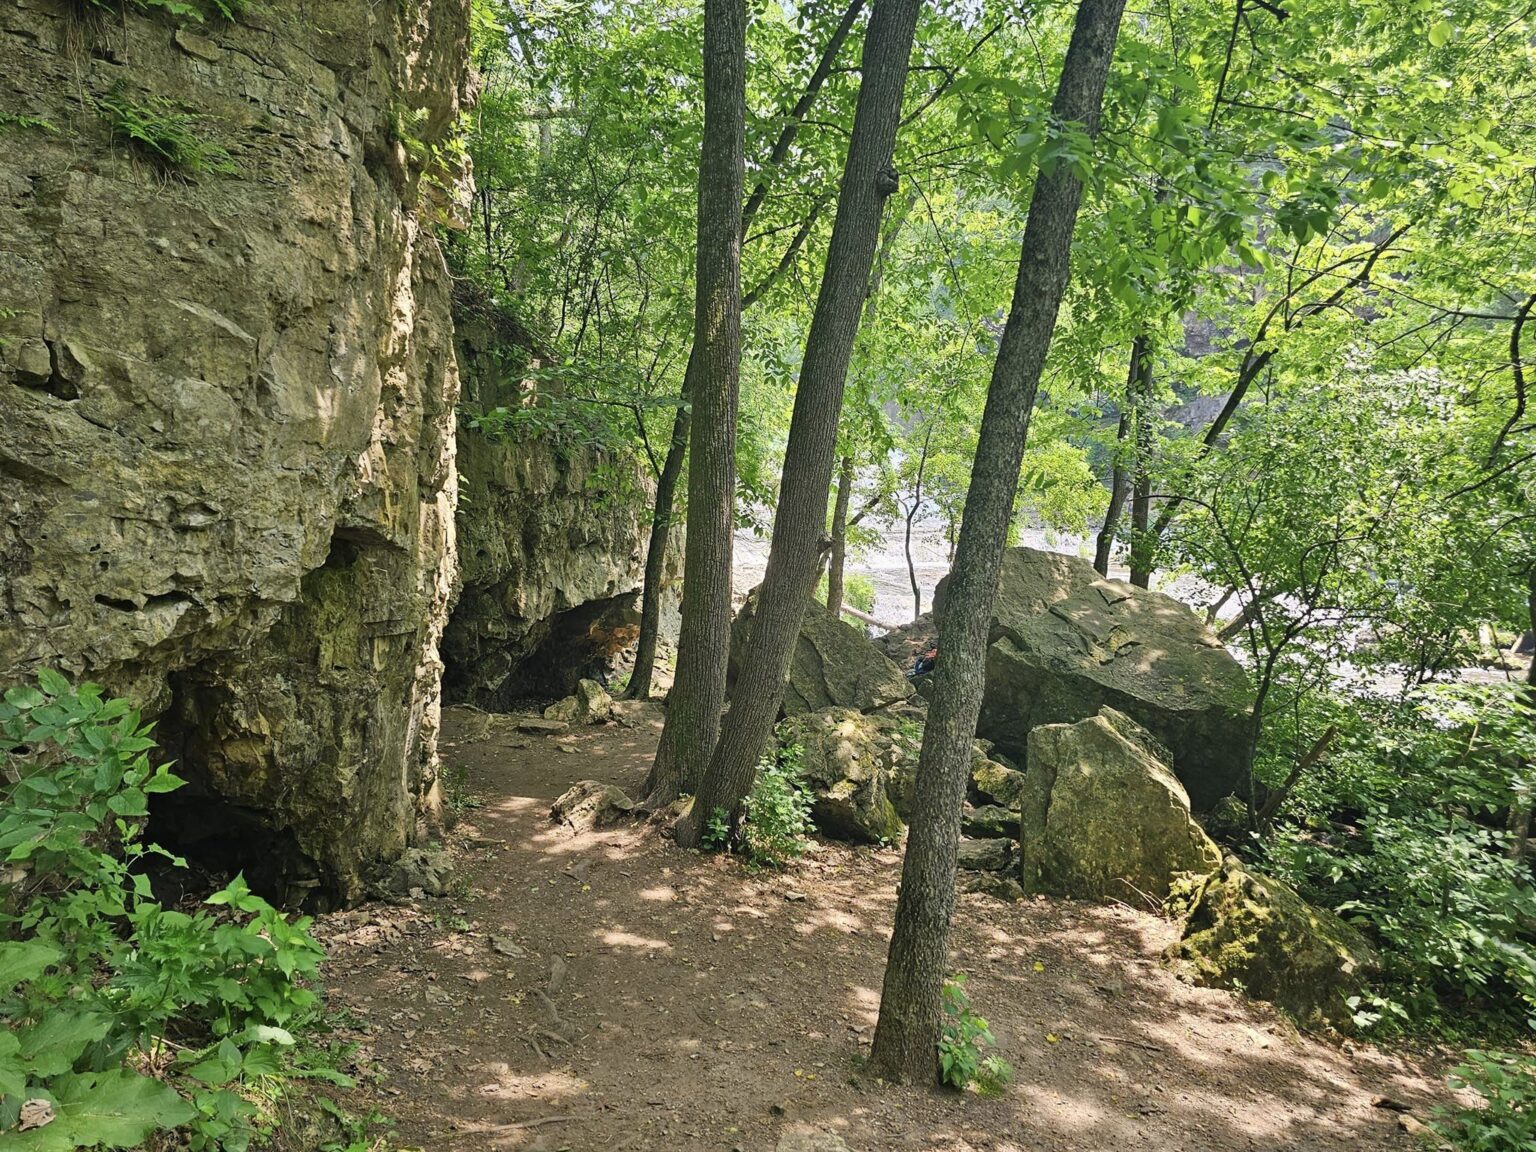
(0, 0, 474, 903)
(1167, 856, 1379, 1031)
(1021, 708, 1222, 901)
(775, 708, 911, 844)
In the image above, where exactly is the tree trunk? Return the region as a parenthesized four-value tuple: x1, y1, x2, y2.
(626, 387, 691, 700)
(827, 455, 854, 619)
(626, 2, 863, 706)
(1091, 335, 1147, 576)
(867, 0, 1127, 1084)
(675, 0, 925, 847)
(644, 0, 747, 804)
(1128, 342, 1154, 588)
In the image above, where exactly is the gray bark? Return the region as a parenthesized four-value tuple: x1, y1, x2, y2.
(645, 0, 747, 803)
(867, 0, 1128, 1084)
(676, 0, 925, 847)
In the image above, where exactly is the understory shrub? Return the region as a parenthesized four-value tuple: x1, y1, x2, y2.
(938, 974, 1012, 1095)
(0, 672, 348, 1150)
(1433, 1050, 1536, 1152)
(1259, 682, 1536, 1035)
(703, 743, 814, 869)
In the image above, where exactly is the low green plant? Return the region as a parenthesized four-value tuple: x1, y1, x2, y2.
(96, 88, 235, 177)
(1432, 1050, 1536, 1151)
(1260, 683, 1536, 1035)
(0, 671, 347, 1149)
(78, 0, 249, 24)
(938, 973, 1012, 1095)
(700, 744, 815, 869)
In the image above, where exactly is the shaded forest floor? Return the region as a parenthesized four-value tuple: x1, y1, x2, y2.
(313, 705, 1455, 1151)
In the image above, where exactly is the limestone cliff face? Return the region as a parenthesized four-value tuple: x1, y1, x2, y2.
(444, 291, 673, 708)
(0, 0, 471, 903)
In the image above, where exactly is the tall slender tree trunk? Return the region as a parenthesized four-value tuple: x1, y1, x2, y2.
(644, 0, 747, 805)
(626, 384, 692, 700)
(827, 455, 854, 619)
(676, 0, 925, 847)
(625, 0, 864, 704)
(1091, 335, 1147, 576)
(1128, 362, 1154, 587)
(867, 0, 1127, 1084)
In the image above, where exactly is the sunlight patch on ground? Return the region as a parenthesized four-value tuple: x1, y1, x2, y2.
(598, 927, 673, 951)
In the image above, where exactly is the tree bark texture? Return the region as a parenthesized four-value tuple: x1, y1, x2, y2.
(827, 455, 854, 619)
(627, 1, 863, 705)
(867, 0, 1128, 1084)
(626, 376, 692, 701)
(645, 0, 747, 803)
(1091, 335, 1147, 576)
(676, 0, 926, 846)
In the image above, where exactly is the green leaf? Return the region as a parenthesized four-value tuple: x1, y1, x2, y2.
(0, 1033, 26, 1098)
(1428, 18, 1453, 46)
(186, 1038, 242, 1087)
(3, 1069, 195, 1150)
(19, 1012, 112, 1078)
(0, 941, 64, 990)
(4, 685, 45, 710)
(34, 669, 69, 697)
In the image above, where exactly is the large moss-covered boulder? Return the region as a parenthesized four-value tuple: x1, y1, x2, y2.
(732, 590, 913, 716)
(776, 709, 914, 843)
(941, 548, 1253, 810)
(1021, 709, 1221, 900)
(1168, 857, 1378, 1030)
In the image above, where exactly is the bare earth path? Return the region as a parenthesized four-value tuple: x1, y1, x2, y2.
(315, 706, 1451, 1151)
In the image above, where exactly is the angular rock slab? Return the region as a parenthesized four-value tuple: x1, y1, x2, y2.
(1022, 708, 1221, 901)
(1167, 856, 1378, 1031)
(947, 548, 1254, 809)
(776, 708, 911, 844)
(731, 589, 913, 716)
(551, 780, 635, 832)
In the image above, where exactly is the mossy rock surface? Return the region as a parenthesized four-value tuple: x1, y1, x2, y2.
(777, 708, 908, 844)
(1168, 857, 1379, 1031)
(1022, 708, 1221, 901)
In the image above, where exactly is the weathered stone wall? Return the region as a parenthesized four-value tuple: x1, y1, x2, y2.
(0, 0, 471, 903)
(443, 290, 673, 707)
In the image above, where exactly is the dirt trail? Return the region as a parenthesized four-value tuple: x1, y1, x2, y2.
(316, 706, 1451, 1151)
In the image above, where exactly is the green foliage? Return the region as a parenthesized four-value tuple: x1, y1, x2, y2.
(96, 89, 235, 178)
(77, 0, 249, 24)
(938, 974, 1012, 1095)
(701, 745, 814, 870)
(1261, 684, 1536, 1036)
(1434, 1051, 1536, 1152)
(0, 672, 345, 1150)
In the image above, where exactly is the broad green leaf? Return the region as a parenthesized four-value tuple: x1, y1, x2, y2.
(2, 1069, 194, 1149)
(34, 669, 69, 697)
(0, 941, 64, 990)
(19, 1012, 112, 1078)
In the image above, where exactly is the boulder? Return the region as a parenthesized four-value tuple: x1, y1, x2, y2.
(543, 678, 612, 724)
(731, 590, 913, 716)
(1021, 708, 1221, 901)
(957, 837, 1015, 872)
(962, 804, 1020, 839)
(776, 709, 912, 844)
(551, 780, 635, 832)
(943, 547, 1254, 810)
(384, 846, 453, 898)
(972, 756, 1030, 808)
(963, 873, 1026, 902)
(1167, 857, 1378, 1030)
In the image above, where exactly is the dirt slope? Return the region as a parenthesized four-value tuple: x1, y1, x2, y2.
(313, 706, 1450, 1151)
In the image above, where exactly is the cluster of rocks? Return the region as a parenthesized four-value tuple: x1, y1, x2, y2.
(769, 548, 1374, 1031)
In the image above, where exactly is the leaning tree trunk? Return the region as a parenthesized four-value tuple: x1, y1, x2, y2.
(1091, 335, 1147, 576)
(627, 381, 692, 701)
(676, 0, 926, 847)
(644, 0, 747, 804)
(827, 455, 854, 619)
(867, 0, 1128, 1084)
